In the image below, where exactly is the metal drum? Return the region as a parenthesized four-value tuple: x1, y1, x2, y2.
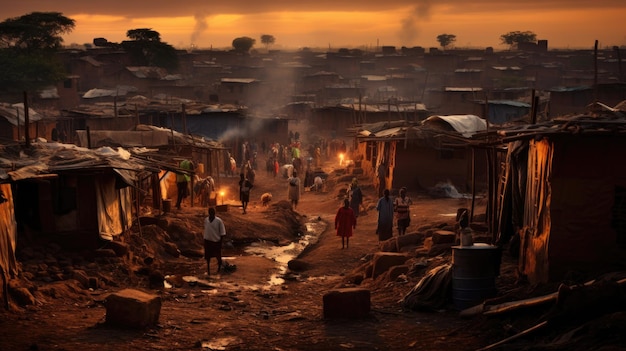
(451, 243, 500, 310)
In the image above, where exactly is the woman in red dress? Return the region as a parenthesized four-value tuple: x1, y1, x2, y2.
(335, 198, 357, 249)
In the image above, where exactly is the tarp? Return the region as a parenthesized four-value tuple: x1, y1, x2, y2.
(422, 114, 487, 137)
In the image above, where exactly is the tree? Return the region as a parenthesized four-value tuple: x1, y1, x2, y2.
(0, 12, 75, 53)
(232, 37, 256, 53)
(436, 34, 456, 50)
(127, 28, 161, 42)
(0, 12, 75, 93)
(260, 34, 275, 50)
(500, 31, 537, 50)
(121, 28, 179, 71)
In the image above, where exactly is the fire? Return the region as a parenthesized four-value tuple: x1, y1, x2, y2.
(338, 153, 345, 166)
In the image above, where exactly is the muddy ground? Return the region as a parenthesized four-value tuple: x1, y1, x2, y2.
(1, 153, 625, 351)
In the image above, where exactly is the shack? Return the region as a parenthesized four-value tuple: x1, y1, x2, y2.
(355, 115, 488, 196)
(488, 101, 626, 283)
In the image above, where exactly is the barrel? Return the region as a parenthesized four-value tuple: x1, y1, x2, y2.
(451, 243, 500, 310)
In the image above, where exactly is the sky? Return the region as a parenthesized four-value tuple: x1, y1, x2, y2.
(3, 0, 626, 51)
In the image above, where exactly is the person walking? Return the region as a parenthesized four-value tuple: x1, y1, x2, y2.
(394, 187, 413, 236)
(203, 207, 226, 277)
(239, 173, 253, 214)
(348, 178, 363, 217)
(287, 170, 301, 210)
(376, 189, 394, 242)
(335, 198, 356, 249)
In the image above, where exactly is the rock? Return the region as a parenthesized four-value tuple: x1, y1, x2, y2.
(8, 282, 36, 306)
(287, 259, 310, 272)
(428, 243, 454, 257)
(323, 288, 370, 319)
(105, 289, 161, 328)
(397, 233, 425, 248)
(432, 230, 456, 244)
(163, 242, 181, 257)
(148, 270, 165, 289)
(388, 265, 409, 281)
(165, 275, 185, 288)
(371, 252, 410, 279)
(72, 269, 90, 288)
(106, 240, 129, 257)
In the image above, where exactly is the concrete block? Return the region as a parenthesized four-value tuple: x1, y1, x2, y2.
(323, 288, 370, 319)
(105, 289, 161, 328)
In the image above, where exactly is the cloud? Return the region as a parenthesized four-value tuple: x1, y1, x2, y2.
(4, 0, 625, 20)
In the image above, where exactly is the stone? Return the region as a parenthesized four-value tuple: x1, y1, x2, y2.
(106, 240, 129, 257)
(432, 230, 456, 244)
(105, 289, 161, 328)
(72, 269, 90, 288)
(428, 243, 454, 257)
(287, 259, 310, 272)
(10, 287, 36, 306)
(371, 252, 409, 279)
(323, 288, 370, 319)
(397, 232, 425, 248)
(388, 265, 409, 281)
(163, 242, 180, 258)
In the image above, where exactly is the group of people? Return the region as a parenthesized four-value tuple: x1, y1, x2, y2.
(334, 180, 413, 249)
(187, 149, 413, 276)
(375, 186, 413, 241)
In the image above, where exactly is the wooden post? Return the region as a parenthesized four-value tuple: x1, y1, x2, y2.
(594, 40, 598, 102)
(23, 91, 30, 148)
(530, 89, 536, 124)
(182, 104, 187, 135)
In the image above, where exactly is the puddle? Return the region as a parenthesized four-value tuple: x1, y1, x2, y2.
(244, 217, 326, 285)
(167, 216, 327, 290)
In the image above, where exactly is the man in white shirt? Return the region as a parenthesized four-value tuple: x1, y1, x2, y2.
(203, 207, 226, 276)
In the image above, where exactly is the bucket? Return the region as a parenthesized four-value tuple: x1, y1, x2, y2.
(162, 199, 172, 213)
(451, 243, 500, 310)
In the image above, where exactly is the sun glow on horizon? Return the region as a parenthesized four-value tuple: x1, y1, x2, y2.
(62, 7, 626, 50)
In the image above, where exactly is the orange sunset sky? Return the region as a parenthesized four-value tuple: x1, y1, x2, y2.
(4, 0, 626, 51)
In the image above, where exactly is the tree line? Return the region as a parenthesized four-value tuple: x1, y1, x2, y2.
(0, 11, 542, 99)
(436, 31, 538, 50)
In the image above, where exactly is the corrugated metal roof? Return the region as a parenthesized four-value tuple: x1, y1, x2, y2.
(0, 103, 43, 125)
(444, 87, 483, 92)
(220, 78, 258, 84)
(423, 115, 487, 137)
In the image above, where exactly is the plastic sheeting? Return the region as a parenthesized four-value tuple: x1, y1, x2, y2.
(96, 177, 133, 241)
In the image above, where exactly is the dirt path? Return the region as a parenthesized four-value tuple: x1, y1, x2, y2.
(0, 154, 494, 351)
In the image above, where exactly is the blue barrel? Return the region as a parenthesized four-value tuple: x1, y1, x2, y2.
(451, 243, 500, 310)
